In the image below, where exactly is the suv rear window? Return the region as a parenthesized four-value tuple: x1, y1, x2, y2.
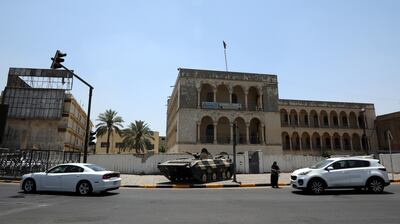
(348, 160, 370, 168)
(84, 164, 106, 171)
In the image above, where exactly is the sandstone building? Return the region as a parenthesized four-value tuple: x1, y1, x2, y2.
(375, 111, 400, 153)
(166, 68, 378, 156)
(95, 131, 160, 154)
(0, 67, 92, 152)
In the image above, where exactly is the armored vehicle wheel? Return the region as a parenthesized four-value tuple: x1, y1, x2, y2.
(221, 170, 227, 180)
(201, 173, 208, 183)
(226, 170, 232, 179)
(211, 172, 217, 181)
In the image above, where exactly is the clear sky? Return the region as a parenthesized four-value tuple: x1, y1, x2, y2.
(0, 0, 399, 135)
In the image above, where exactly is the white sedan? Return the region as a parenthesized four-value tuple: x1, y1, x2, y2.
(21, 163, 121, 195)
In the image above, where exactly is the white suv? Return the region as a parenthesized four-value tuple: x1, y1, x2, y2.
(291, 157, 390, 194)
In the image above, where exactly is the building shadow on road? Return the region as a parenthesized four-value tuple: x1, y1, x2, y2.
(291, 190, 394, 196)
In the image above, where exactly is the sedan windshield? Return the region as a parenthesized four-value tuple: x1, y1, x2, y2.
(85, 164, 106, 171)
(310, 159, 334, 169)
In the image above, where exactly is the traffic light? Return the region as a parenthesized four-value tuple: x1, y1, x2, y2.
(89, 131, 96, 146)
(50, 50, 67, 69)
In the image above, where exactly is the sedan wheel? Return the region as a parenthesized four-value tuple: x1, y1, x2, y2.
(23, 179, 36, 193)
(77, 181, 92, 196)
(367, 178, 384, 193)
(308, 180, 325, 195)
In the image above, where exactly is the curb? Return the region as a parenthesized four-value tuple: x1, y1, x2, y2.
(121, 183, 290, 189)
(0, 180, 20, 184)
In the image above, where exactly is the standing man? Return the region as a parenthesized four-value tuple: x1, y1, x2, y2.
(271, 161, 280, 188)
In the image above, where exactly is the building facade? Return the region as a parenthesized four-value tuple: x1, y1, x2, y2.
(166, 68, 378, 156)
(95, 131, 160, 154)
(0, 67, 92, 152)
(375, 111, 400, 153)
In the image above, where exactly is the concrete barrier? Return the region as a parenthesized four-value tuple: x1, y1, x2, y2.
(87, 153, 325, 174)
(379, 153, 400, 173)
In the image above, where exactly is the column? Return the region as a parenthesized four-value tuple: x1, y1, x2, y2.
(289, 137, 293, 150)
(213, 88, 217, 102)
(246, 122, 250, 144)
(197, 121, 201, 143)
(244, 89, 248, 110)
(213, 122, 218, 144)
(258, 90, 263, 111)
(261, 124, 265, 145)
(197, 88, 201, 109)
(230, 123, 234, 144)
(310, 137, 314, 150)
(350, 137, 353, 151)
(359, 137, 363, 151)
(297, 114, 300, 126)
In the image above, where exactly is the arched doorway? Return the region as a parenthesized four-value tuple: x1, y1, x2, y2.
(200, 84, 214, 103)
(291, 132, 300, 150)
(200, 116, 214, 143)
(249, 118, 261, 144)
(301, 132, 311, 150)
(217, 117, 230, 144)
(282, 132, 290, 150)
(216, 84, 230, 103)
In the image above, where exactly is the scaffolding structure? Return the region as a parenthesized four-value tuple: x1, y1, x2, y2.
(2, 68, 73, 119)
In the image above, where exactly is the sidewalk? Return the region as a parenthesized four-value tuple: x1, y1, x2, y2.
(121, 173, 400, 188)
(121, 173, 292, 188)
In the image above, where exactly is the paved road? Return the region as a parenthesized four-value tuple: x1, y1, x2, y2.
(0, 183, 399, 224)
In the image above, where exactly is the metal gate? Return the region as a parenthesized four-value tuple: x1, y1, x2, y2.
(249, 151, 260, 174)
(0, 149, 81, 178)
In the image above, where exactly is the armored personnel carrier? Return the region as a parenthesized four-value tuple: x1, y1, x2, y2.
(157, 151, 234, 183)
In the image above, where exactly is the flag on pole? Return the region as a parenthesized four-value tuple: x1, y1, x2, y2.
(223, 41, 227, 49)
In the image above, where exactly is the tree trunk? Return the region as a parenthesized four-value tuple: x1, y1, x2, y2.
(106, 129, 111, 154)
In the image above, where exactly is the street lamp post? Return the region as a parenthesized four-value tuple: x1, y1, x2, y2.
(51, 51, 94, 163)
(232, 122, 238, 183)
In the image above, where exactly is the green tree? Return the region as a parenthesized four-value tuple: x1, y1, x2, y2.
(121, 120, 154, 154)
(95, 109, 124, 154)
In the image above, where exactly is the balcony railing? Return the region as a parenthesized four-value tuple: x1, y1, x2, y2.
(202, 102, 242, 110)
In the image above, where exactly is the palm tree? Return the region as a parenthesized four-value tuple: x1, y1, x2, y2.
(95, 109, 124, 154)
(121, 120, 154, 154)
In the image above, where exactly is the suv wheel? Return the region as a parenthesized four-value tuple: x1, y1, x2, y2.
(367, 177, 384, 193)
(308, 179, 325, 195)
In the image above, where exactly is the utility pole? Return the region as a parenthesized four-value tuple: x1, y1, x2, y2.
(51, 50, 94, 163)
(232, 122, 237, 183)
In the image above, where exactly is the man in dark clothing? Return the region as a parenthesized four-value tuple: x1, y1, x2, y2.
(270, 161, 280, 188)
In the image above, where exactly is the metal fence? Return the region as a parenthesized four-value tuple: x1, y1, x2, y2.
(0, 149, 81, 178)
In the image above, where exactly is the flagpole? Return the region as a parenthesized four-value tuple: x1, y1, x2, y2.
(224, 48, 228, 71)
(223, 41, 228, 71)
